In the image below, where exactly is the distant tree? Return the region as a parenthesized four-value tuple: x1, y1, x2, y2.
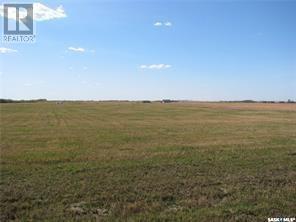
(0, 99, 47, 103)
(241, 100, 255, 103)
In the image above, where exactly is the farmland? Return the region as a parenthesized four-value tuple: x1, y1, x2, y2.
(0, 102, 295, 221)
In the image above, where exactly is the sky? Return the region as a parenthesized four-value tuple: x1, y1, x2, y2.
(0, 0, 295, 101)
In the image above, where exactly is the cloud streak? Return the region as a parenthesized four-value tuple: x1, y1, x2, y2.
(140, 64, 172, 70)
(153, 21, 172, 27)
(0, 47, 18, 53)
(67, 47, 95, 54)
(68, 47, 85, 53)
(0, 3, 66, 22)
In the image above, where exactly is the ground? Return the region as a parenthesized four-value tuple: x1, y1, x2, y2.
(0, 102, 295, 221)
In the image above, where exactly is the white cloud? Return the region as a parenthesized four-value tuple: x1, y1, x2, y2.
(68, 47, 85, 53)
(33, 3, 66, 21)
(164, 22, 172, 27)
(154, 22, 163, 26)
(67, 47, 96, 54)
(0, 47, 18, 53)
(0, 3, 66, 22)
(153, 21, 172, 27)
(140, 64, 172, 70)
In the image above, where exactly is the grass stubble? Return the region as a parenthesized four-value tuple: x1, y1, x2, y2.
(0, 102, 295, 221)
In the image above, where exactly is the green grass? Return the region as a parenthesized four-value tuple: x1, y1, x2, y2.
(1, 102, 295, 221)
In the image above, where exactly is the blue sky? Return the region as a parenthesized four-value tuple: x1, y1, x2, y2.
(1, 0, 295, 101)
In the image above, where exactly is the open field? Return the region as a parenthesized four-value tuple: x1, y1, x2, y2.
(0, 102, 295, 221)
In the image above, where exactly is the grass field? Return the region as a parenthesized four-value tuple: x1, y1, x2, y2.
(0, 102, 295, 221)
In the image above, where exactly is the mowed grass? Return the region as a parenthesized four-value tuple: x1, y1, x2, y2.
(0, 102, 295, 221)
